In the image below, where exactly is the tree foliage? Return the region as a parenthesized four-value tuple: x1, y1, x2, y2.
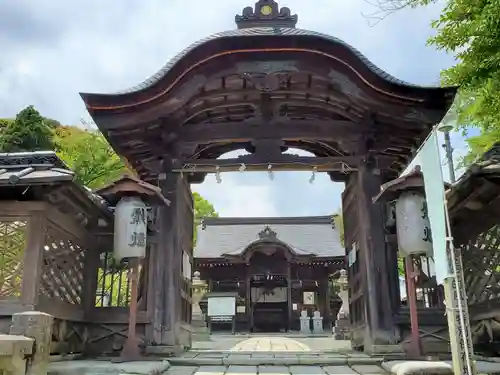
(428, 0, 500, 134)
(371, 0, 500, 165)
(0, 119, 13, 134)
(55, 126, 130, 189)
(0, 106, 55, 152)
(334, 213, 344, 246)
(193, 192, 219, 245)
(458, 128, 500, 167)
(0, 105, 219, 246)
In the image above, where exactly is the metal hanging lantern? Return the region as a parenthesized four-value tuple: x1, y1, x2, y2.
(113, 196, 147, 260)
(395, 191, 433, 257)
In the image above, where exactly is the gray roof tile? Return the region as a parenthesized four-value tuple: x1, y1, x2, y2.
(194, 216, 344, 259)
(0, 151, 75, 186)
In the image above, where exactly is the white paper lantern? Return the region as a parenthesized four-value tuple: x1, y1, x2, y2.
(395, 192, 433, 256)
(113, 196, 147, 260)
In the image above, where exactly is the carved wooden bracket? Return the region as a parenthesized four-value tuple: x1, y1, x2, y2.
(241, 72, 291, 92)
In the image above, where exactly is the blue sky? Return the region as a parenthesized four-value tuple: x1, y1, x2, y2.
(0, 0, 472, 217)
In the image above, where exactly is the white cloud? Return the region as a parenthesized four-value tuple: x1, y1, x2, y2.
(0, 0, 457, 218)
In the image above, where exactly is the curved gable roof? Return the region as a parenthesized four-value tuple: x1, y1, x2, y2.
(114, 27, 423, 96)
(81, 27, 456, 113)
(194, 216, 344, 259)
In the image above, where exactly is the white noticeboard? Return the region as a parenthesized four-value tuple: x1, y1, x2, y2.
(207, 296, 236, 317)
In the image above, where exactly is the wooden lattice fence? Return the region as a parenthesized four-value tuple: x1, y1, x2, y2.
(40, 223, 86, 305)
(462, 224, 500, 344)
(0, 220, 27, 298)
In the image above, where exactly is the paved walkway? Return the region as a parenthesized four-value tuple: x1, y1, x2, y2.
(230, 337, 311, 352)
(192, 335, 351, 352)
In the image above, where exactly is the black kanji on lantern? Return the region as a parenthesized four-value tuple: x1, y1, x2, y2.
(129, 231, 146, 247)
(130, 207, 146, 225)
(421, 201, 429, 220)
(423, 226, 432, 243)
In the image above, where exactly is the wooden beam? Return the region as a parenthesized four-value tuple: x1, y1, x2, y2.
(176, 119, 360, 143)
(177, 155, 360, 172)
(182, 155, 360, 166)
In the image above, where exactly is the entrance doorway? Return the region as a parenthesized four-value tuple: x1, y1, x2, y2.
(250, 274, 288, 332)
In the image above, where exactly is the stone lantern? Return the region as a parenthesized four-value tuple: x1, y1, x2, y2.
(334, 269, 350, 340)
(191, 271, 209, 340)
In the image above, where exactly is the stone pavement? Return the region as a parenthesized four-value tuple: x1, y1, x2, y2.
(193, 335, 352, 352)
(163, 364, 388, 375)
(230, 337, 312, 352)
(169, 351, 380, 366)
(47, 336, 500, 374)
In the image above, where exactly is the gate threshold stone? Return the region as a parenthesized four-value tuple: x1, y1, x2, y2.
(168, 354, 384, 367)
(48, 360, 170, 375)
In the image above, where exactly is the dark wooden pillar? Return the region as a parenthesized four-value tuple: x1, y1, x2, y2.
(287, 262, 292, 331)
(149, 171, 193, 347)
(322, 271, 330, 329)
(246, 266, 252, 331)
(355, 161, 398, 349)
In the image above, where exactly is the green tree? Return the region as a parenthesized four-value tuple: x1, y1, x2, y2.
(0, 119, 13, 135)
(458, 128, 500, 167)
(333, 213, 344, 246)
(193, 192, 219, 244)
(55, 126, 129, 189)
(0, 106, 55, 152)
(373, 0, 500, 164)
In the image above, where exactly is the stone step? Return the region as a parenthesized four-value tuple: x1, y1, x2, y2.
(48, 361, 500, 375)
(164, 364, 390, 375)
(49, 362, 391, 375)
(168, 352, 385, 367)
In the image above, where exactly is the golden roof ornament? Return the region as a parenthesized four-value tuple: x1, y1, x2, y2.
(235, 0, 298, 29)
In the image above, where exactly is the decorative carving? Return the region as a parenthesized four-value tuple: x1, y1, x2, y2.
(236, 61, 298, 75)
(241, 72, 291, 92)
(258, 225, 277, 240)
(0, 151, 67, 169)
(235, 0, 298, 29)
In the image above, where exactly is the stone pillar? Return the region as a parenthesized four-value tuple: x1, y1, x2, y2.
(299, 310, 311, 334)
(334, 270, 350, 340)
(9, 311, 53, 375)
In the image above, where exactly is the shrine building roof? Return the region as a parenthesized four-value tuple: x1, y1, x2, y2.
(0, 151, 75, 186)
(194, 215, 344, 259)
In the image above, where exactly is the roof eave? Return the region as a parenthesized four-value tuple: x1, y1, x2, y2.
(79, 29, 457, 112)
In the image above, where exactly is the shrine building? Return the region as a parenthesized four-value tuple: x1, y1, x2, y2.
(194, 216, 344, 333)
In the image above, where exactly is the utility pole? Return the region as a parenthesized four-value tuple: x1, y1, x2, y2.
(438, 123, 476, 375)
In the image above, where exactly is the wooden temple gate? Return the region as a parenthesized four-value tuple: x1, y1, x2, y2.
(78, 0, 455, 354)
(13, 0, 500, 358)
